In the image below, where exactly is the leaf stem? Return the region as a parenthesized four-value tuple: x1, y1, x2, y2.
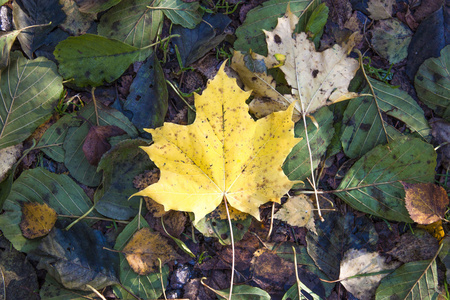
(140, 34, 180, 50)
(223, 197, 235, 300)
(91, 87, 99, 126)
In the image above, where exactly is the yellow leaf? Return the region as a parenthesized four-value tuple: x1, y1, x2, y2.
(122, 227, 180, 275)
(20, 202, 57, 239)
(133, 63, 300, 223)
(264, 9, 360, 115)
(273, 195, 313, 227)
(403, 182, 449, 225)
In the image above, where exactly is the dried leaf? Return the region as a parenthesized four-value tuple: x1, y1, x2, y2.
(274, 195, 313, 227)
(82, 125, 127, 166)
(123, 228, 180, 275)
(403, 182, 449, 225)
(367, 0, 394, 20)
(265, 9, 359, 115)
(132, 63, 300, 223)
(20, 202, 57, 239)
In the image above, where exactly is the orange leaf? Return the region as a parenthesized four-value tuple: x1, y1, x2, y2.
(20, 202, 57, 239)
(123, 227, 180, 275)
(403, 182, 449, 224)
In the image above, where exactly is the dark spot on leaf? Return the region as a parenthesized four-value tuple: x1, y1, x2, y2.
(251, 77, 257, 81)
(359, 123, 371, 131)
(221, 233, 228, 240)
(85, 71, 90, 78)
(136, 95, 141, 101)
(211, 222, 217, 226)
(274, 34, 282, 44)
(312, 69, 319, 78)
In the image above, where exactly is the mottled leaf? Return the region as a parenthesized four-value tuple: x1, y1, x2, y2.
(20, 202, 57, 239)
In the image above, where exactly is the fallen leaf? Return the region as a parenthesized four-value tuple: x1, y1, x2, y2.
(123, 227, 180, 275)
(82, 125, 127, 166)
(339, 248, 399, 300)
(274, 195, 313, 228)
(367, 0, 394, 20)
(20, 202, 57, 239)
(132, 63, 300, 223)
(403, 182, 449, 224)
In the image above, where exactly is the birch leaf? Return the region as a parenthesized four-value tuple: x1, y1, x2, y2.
(132, 63, 300, 223)
(264, 9, 359, 115)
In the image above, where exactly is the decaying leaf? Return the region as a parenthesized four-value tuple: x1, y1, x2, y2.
(366, 0, 394, 20)
(132, 63, 300, 223)
(232, 8, 359, 118)
(274, 195, 313, 228)
(339, 248, 399, 300)
(20, 202, 57, 239)
(122, 227, 180, 275)
(82, 125, 127, 166)
(403, 182, 449, 225)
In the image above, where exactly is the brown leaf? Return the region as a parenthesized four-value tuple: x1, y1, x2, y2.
(82, 125, 126, 166)
(20, 202, 57, 239)
(403, 182, 449, 224)
(123, 227, 180, 275)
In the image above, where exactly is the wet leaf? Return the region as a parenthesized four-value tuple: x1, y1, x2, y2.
(132, 63, 300, 223)
(0, 52, 63, 150)
(95, 139, 154, 220)
(113, 215, 168, 299)
(63, 102, 137, 187)
(371, 18, 413, 64)
(54, 34, 144, 87)
(403, 182, 449, 225)
(12, 0, 65, 58)
(98, 0, 163, 61)
(0, 168, 97, 253)
(172, 13, 231, 66)
(274, 195, 314, 227)
(122, 227, 180, 275)
(339, 248, 399, 300)
(415, 44, 450, 121)
(336, 137, 436, 222)
(234, 0, 313, 56)
(31, 221, 119, 291)
(122, 53, 168, 136)
(82, 125, 127, 166)
(20, 202, 57, 239)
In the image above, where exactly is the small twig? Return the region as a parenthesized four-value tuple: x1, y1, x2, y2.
(91, 87, 99, 126)
(266, 202, 276, 240)
(86, 284, 107, 300)
(158, 258, 168, 300)
(59, 214, 130, 224)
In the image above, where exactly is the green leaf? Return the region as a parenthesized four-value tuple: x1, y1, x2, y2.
(415, 44, 450, 121)
(438, 236, 450, 284)
(341, 94, 401, 159)
(54, 34, 144, 87)
(63, 102, 138, 187)
(0, 30, 21, 68)
(0, 168, 96, 253)
(0, 53, 63, 150)
(113, 215, 168, 300)
(95, 139, 154, 220)
(375, 259, 439, 299)
(335, 137, 436, 222)
(234, 0, 314, 56)
(370, 78, 431, 141)
(40, 274, 98, 300)
(283, 106, 334, 184)
(37, 113, 81, 163)
(217, 285, 271, 300)
(371, 18, 412, 64)
(98, 0, 163, 61)
(76, 0, 121, 14)
(283, 282, 324, 300)
(156, 0, 202, 29)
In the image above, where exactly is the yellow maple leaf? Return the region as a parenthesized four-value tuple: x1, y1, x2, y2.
(133, 63, 301, 223)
